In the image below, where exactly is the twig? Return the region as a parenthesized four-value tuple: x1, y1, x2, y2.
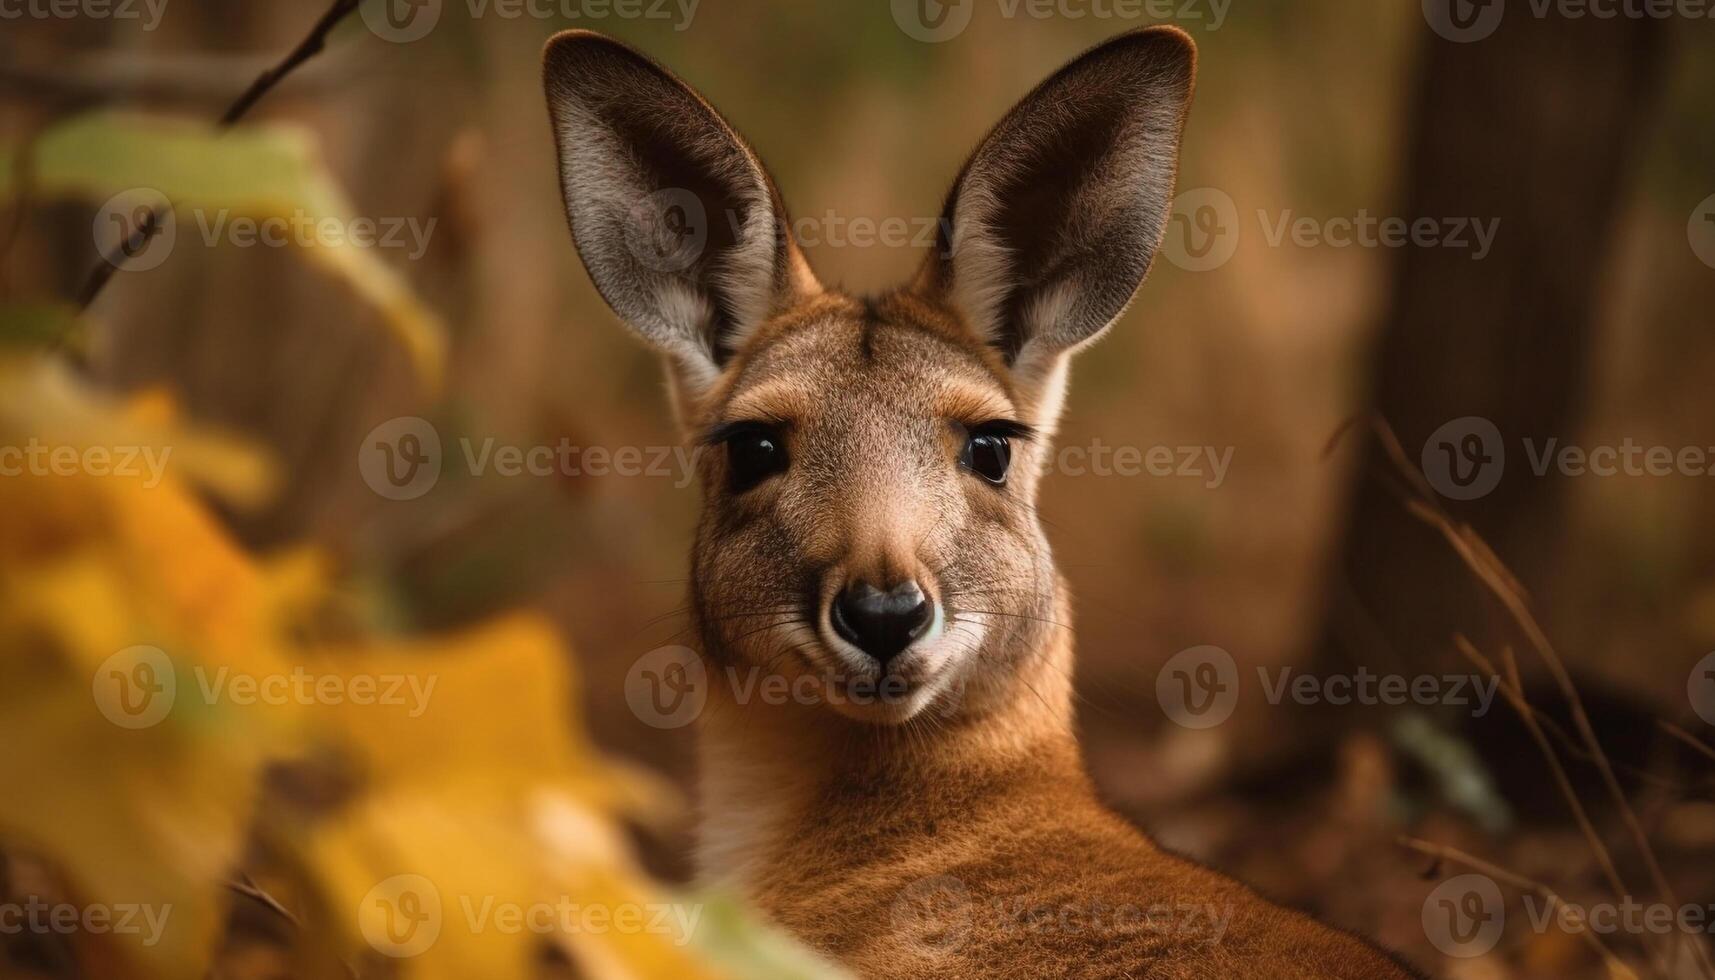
(1398, 836, 1637, 977)
(225, 875, 361, 980)
(1367, 417, 1715, 980)
(226, 875, 299, 927)
(219, 0, 361, 126)
(1452, 637, 1628, 898)
(1658, 720, 1715, 767)
(77, 0, 363, 310)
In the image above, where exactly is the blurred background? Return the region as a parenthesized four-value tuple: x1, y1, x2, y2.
(4, 1, 1715, 977)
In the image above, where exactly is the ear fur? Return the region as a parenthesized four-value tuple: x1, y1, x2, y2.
(916, 27, 1196, 414)
(543, 30, 819, 395)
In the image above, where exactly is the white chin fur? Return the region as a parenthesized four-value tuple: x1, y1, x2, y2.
(811, 609, 981, 725)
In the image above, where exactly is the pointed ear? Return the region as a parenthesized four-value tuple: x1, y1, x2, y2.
(915, 26, 1195, 392)
(543, 30, 819, 396)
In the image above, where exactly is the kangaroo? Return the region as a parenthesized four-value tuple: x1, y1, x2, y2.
(543, 27, 1419, 979)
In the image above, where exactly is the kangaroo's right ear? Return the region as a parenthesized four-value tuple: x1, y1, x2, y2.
(543, 30, 819, 394)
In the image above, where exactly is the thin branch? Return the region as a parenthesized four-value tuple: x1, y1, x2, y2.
(1367, 416, 1715, 980)
(1658, 720, 1715, 767)
(226, 875, 299, 927)
(1452, 636, 1628, 899)
(1398, 836, 1638, 978)
(225, 875, 361, 980)
(77, 0, 363, 310)
(219, 0, 361, 126)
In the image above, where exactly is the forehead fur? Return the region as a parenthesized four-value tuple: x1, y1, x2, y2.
(701, 291, 1021, 429)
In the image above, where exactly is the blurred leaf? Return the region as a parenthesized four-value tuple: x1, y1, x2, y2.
(0, 349, 843, 978)
(3, 112, 445, 389)
(0, 301, 83, 350)
(0, 354, 307, 977)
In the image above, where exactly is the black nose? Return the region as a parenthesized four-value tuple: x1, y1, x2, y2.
(830, 581, 933, 665)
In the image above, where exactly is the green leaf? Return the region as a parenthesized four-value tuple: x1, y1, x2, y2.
(4, 112, 445, 389)
(0, 301, 83, 350)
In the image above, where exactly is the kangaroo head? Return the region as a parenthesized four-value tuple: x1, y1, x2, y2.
(545, 28, 1194, 726)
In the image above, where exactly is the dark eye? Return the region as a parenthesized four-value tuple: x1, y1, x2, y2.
(960, 429, 1012, 485)
(723, 424, 788, 492)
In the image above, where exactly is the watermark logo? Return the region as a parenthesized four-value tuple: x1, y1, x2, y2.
(1423, 0, 1505, 41)
(890, 876, 974, 953)
(0, 898, 173, 947)
(360, 875, 443, 958)
(191, 210, 436, 260)
(362, 0, 442, 42)
(1423, 418, 1715, 500)
(93, 645, 177, 729)
(366, 0, 699, 41)
(0, 0, 168, 29)
(892, 0, 975, 41)
(1162, 192, 1500, 272)
(1427, 0, 1715, 42)
(94, 189, 175, 273)
(1163, 187, 1240, 272)
(1, 439, 173, 487)
(624, 188, 709, 274)
(1691, 193, 1715, 270)
(625, 645, 707, 729)
(888, 875, 1234, 952)
(622, 644, 971, 726)
(1422, 874, 1505, 957)
(1690, 651, 1715, 727)
(357, 420, 715, 499)
(359, 416, 443, 501)
(92, 648, 438, 729)
(1156, 649, 1500, 728)
(1421, 416, 1505, 501)
(892, 0, 1229, 41)
(1155, 645, 1239, 729)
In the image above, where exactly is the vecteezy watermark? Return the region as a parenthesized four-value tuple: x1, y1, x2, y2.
(1691, 193, 1715, 270)
(1155, 646, 1499, 729)
(1422, 874, 1506, 957)
(1421, 417, 1715, 501)
(357, 874, 701, 958)
(1690, 651, 1715, 726)
(358, 418, 1223, 501)
(1160, 188, 1500, 272)
(1422, 872, 1715, 958)
(1054, 441, 1233, 489)
(360, 875, 443, 957)
(94, 189, 176, 273)
(191, 210, 437, 261)
(0, 0, 167, 29)
(92, 646, 438, 729)
(890, 0, 1230, 43)
(624, 645, 968, 729)
(618, 193, 957, 272)
(356, 417, 706, 502)
(0, 438, 172, 488)
(1424, 0, 1715, 43)
(93, 190, 437, 271)
(1162, 187, 1242, 273)
(888, 875, 1232, 955)
(361, 0, 700, 43)
(0, 898, 173, 948)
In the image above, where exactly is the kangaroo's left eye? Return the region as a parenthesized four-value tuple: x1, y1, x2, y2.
(960, 430, 1012, 485)
(723, 424, 789, 492)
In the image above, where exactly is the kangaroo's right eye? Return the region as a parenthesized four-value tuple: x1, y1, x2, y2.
(722, 424, 788, 492)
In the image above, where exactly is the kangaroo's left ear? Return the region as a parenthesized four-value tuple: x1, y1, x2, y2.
(915, 27, 1195, 414)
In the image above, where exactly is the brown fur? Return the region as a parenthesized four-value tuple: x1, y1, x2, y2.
(544, 28, 1420, 979)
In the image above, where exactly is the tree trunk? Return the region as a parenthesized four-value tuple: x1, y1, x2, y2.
(1317, 10, 1668, 679)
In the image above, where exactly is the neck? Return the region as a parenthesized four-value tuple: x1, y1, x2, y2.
(692, 622, 1089, 894)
